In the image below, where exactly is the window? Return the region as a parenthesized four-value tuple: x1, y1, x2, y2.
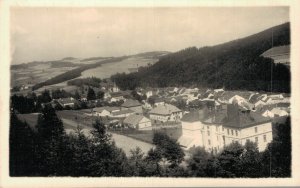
(235, 130, 238, 136)
(222, 127, 224, 131)
(217, 136, 219, 141)
(208, 139, 211, 145)
(207, 125, 210, 130)
(231, 129, 234, 135)
(227, 129, 229, 135)
(263, 135, 267, 142)
(208, 131, 210, 136)
(255, 127, 258, 133)
(255, 137, 258, 143)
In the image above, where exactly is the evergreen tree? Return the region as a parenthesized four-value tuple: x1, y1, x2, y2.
(261, 117, 291, 177)
(34, 105, 70, 176)
(9, 112, 36, 176)
(87, 87, 96, 101)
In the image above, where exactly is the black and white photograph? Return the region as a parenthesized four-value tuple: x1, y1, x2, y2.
(1, 0, 300, 187)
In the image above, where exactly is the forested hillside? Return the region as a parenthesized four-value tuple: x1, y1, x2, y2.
(112, 23, 290, 92)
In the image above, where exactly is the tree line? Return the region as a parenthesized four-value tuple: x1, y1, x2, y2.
(111, 22, 290, 93)
(10, 105, 291, 177)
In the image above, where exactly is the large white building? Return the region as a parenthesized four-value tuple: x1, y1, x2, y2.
(178, 104, 273, 153)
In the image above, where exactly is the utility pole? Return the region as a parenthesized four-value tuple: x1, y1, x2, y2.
(270, 28, 273, 93)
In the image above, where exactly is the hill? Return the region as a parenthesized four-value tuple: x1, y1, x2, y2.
(111, 23, 291, 92)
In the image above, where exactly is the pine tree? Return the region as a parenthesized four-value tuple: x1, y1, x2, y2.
(87, 87, 96, 101)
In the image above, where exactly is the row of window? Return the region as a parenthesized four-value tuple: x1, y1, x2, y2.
(226, 128, 239, 136)
(248, 134, 267, 144)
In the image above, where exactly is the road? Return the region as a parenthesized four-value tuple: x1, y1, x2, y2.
(63, 118, 154, 156)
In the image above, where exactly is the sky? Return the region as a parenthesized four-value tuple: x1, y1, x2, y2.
(10, 7, 289, 64)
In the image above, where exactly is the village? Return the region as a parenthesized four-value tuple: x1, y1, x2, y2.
(14, 79, 291, 155)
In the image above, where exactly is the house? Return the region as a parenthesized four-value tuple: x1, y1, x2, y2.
(271, 107, 289, 117)
(111, 109, 135, 118)
(261, 45, 290, 66)
(153, 97, 165, 107)
(110, 92, 125, 102)
(57, 97, 77, 108)
(262, 110, 274, 118)
(149, 104, 182, 122)
(121, 99, 143, 114)
(178, 104, 273, 152)
(123, 114, 152, 130)
(93, 107, 113, 117)
(222, 104, 273, 152)
(142, 88, 153, 98)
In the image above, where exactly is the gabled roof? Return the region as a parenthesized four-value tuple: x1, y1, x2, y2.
(223, 105, 271, 129)
(149, 104, 181, 115)
(202, 110, 227, 124)
(121, 99, 141, 107)
(123, 114, 149, 126)
(111, 109, 134, 116)
(181, 110, 207, 123)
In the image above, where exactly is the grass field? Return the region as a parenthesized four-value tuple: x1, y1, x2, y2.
(80, 57, 157, 79)
(110, 127, 182, 144)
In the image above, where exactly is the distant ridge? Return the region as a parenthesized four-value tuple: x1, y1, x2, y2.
(111, 22, 291, 93)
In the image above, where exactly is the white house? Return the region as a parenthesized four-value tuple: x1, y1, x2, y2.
(222, 104, 273, 152)
(271, 107, 289, 117)
(123, 114, 152, 130)
(149, 104, 182, 122)
(93, 108, 111, 117)
(178, 104, 273, 152)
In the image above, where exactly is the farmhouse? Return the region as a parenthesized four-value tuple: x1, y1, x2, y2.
(57, 97, 77, 108)
(123, 114, 152, 130)
(153, 97, 165, 107)
(121, 99, 142, 114)
(110, 92, 125, 102)
(149, 104, 182, 122)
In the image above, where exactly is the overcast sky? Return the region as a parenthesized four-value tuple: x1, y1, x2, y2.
(10, 7, 289, 64)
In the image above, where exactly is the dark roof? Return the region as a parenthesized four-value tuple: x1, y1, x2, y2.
(262, 45, 290, 58)
(181, 110, 207, 122)
(121, 99, 141, 107)
(249, 93, 261, 104)
(155, 98, 165, 103)
(202, 110, 227, 124)
(223, 111, 271, 129)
